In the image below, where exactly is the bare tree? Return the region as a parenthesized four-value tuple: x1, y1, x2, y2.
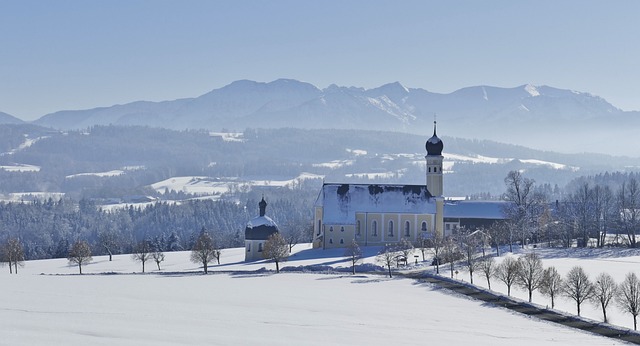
(263, 233, 289, 273)
(151, 250, 165, 270)
(343, 240, 362, 274)
(68, 240, 92, 274)
(376, 243, 397, 278)
(131, 240, 152, 273)
(441, 236, 460, 279)
(540, 266, 563, 308)
(460, 230, 480, 284)
(281, 225, 304, 253)
(502, 170, 536, 248)
(429, 231, 444, 274)
(591, 272, 617, 323)
(190, 230, 216, 274)
(1, 238, 25, 274)
(562, 266, 594, 316)
(494, 257, 519, 296)
(415, 232, 430, 262)
(516, 252, 544, 302)
(98, 230, 120, 261)
(478, 256, 496, 290)
(617, 272, 640, 330)
(617, 178, 640, 248)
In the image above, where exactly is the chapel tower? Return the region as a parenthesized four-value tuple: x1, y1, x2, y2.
(425, 121, 444, 197)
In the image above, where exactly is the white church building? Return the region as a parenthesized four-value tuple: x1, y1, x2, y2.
(312, 122, 507, 249)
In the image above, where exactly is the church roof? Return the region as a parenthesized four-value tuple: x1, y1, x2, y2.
(317, 183, 436, 225)
(245, 215, 279, 240)
(444, 200, 510, 220)
(245, 197, 279, 240)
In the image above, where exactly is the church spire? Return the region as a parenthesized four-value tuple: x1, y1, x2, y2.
(259, 196, 267, 217)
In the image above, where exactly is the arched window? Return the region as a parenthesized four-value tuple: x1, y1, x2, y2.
(421, 221, 427, 232)
(428, 167, 431, 173)
(329, 226, 334, 232)
(247, 243, 251, 252)
(258, 243, 263, 252)
(329, 238, 333, 244)
(388, 220, 394, 236)
(340, 239, 344, 244)
(317, 220, 321, 236)
(405, 221, 411, 237)
(356, 220, 361, 236)
(372, 221, 378, 236)
(340, 226, 344, 232)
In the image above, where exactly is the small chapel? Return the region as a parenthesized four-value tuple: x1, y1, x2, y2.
(312, 122, 507, 249)
(244, 197, 279, 261)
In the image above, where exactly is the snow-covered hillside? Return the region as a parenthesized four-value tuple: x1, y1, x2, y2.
(1, 245, 632, 345)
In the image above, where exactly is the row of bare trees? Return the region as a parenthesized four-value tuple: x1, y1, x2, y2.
(499, 170, 640, 250)
(472, 252, 640, 330)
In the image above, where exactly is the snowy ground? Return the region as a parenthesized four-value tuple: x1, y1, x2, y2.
(1, 245, 631, 345)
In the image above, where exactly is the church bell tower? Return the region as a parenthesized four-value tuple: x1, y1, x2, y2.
(425, 121, 444, 197)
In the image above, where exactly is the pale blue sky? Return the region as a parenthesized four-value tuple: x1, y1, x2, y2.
(1, 0, 638, 120)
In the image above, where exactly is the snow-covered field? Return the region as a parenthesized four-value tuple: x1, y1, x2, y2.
(1, 245, 631, 345)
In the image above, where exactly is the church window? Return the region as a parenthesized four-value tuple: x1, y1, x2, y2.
(372, 221, 378, 236)
(247, 243, 251, 252)
(341, 226, 344, 232)
(258, 243, 263, 252)
(340, 239, 344, 244)
(330, 226, 334, 232)
(405, 221, 411, 237)
(434, 167, 437, 172)
(356, 220, 361, 236)
(421, 221, 427, 232)
(329, 238, 333, 244)
(317, 220, 321, 236)
(388, 220, 394, 236)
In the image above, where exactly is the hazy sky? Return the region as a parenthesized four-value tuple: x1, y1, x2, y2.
(1, 1, 638, 120)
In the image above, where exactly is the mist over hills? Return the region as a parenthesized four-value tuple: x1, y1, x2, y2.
(28, 79, 640, 157)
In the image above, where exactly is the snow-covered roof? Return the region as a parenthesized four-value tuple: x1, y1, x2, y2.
(245, 216, 279, 240)
(246, 216, 277, 229)
(444, 200, 510, 220)
(318, 183, 436, 225)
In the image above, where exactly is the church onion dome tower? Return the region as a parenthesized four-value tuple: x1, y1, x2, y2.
(244, 197, 279, 261)
(425, 120, 444, 197)
(426, 121, 444, 156)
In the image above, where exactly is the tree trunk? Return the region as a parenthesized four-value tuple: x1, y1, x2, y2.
(602, 302, 607, 323)
(387, 264, 392, 278)
(14, 262, 18, 274)
(634, 314, 637, 331)
(8, 260, 13, 274)
(528, 290, 532, 302)
(204, 262, 208, 274)
(577, 302, 581, 316)
(142, 261, 145, 273)
(79, 264, 83, 275)
(156, 261, 161, 270)
(275, 260, 280, 273)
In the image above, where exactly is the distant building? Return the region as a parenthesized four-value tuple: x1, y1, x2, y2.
(244, 197, 279, 261)
(312, 122, 508, 249)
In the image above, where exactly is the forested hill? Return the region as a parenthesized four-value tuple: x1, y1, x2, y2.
(1, 124, 639, 199)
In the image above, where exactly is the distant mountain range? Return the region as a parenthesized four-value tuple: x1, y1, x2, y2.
(4, 79, 639, 156)
(0, 111, 24, 125)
